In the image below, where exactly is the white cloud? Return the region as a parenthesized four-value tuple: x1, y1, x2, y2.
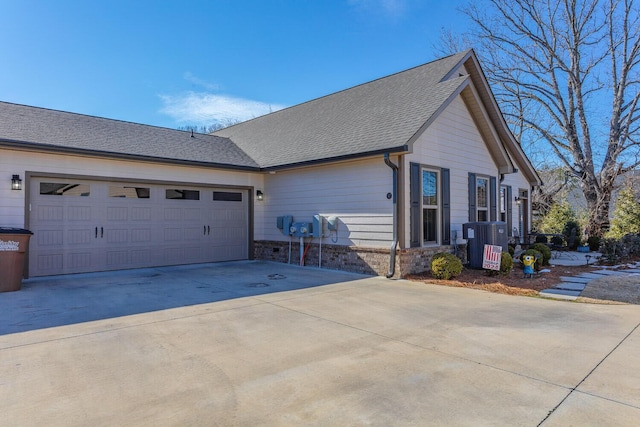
(159, 91, 285, 126)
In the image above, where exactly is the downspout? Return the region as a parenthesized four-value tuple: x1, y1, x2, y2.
(384, 153, 398, 278)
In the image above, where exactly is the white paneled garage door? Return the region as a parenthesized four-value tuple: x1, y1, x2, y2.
(29, 177, 249, 276)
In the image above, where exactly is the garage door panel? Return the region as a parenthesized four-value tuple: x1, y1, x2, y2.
(183, 227, 204, 241)
(36, 229, 64, 246)
(164, 228, 184, 242)
(164, 208, 183, 221)
(34, 253, 64, 274)
(29, 179, 249, 276)
(105, 229, 129, 244)
(68, 251, 93, 270)
(130, 249, 152, 265)
(131, 229, 152, 243)
(68, 228, 94, 245)
(68, 206, 92, 221)
(36, 205, 64, 221)
(130, 207, 152, 221)
(106, 207, 128, 221)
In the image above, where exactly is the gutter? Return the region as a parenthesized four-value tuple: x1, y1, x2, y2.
(384, 153, 399, 278)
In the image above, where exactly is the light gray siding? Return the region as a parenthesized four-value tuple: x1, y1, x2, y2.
(261, 158, 394, 247)
(403, 95, 499, 248)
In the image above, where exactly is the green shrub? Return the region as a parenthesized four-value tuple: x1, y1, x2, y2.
(539, 202, 578, 234)
(531, 243, 551, 265)
(587, 236, 600, 252)
(508, 245, 515, 256)
(521, 249, 543, 271)
(607, 187, 640, 239)
(430, 253, 463, 280)
(500, 252, 513, 274)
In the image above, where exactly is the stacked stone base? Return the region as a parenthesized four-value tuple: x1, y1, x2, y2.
(254, 240, 467, 278)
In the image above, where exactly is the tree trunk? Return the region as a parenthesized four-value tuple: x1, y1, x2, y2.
(582, 180, 612, 237)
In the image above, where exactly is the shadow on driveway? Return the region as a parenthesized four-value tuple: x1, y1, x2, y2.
(0, 260, 370, 335)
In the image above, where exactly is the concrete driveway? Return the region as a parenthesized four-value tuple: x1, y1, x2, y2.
(1, 261, 639, 426)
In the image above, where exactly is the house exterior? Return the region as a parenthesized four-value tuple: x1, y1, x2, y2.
(0, 50, 540, 279)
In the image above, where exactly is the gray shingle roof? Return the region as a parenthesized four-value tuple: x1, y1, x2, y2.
(0, 51, 478, 172)
(0, 102, 259, 169)
(214, 51, 471, 168)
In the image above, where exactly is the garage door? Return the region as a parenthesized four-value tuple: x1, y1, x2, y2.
(28, 177, 249, 276)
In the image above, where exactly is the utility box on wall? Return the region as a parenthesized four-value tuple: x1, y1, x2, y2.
(277, 215, 293, 235)
(290, 222, 312, 237)
(463, 221, 508, 269)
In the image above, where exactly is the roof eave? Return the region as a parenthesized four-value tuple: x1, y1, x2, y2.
(463, 51, 542, 186)
(0, 139, 262, 172)
(260, 146, 410, 172)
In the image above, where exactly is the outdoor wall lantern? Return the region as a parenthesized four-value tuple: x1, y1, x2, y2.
(515, 196, 521, 204)
(256, 190, 264, 201)
(11, 174, 22, 191)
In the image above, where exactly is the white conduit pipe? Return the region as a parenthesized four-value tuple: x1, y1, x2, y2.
(300, 236, 304, 266)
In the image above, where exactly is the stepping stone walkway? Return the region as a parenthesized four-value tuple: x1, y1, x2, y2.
(540, 265, 640, 301)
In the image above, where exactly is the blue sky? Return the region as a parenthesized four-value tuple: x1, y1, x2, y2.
(0, 0, 469, 129)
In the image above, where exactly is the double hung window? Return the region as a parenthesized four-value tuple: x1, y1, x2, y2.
(410, 163, 450, 248)
(422, 169, 439, 244)
(476, 177, 489, 221)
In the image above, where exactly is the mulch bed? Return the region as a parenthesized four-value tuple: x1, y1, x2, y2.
(406, 263, 600, 297)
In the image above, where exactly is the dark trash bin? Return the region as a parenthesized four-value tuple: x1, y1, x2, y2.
(0, 228, 33, 292)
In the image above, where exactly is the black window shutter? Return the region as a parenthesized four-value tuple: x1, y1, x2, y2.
(490, 176, 497, 221)
(506, 186, 513, 236)
(441, 168, 450, 245)
(410, 162, 421, 247)
(468, 173, 476, 222)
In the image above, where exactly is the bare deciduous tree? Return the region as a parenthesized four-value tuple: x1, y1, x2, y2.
(443, 0, 640, 236)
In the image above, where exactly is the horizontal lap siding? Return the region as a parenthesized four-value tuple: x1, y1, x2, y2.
(262, 158, 394, 247)
(403, 96, 498, 248)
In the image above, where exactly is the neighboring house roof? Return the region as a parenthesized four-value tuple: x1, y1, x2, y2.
(0, 102, 259, 169)
(0, 50, 541, 185)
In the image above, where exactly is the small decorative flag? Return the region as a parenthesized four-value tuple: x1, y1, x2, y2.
(482, 244, 502, 271)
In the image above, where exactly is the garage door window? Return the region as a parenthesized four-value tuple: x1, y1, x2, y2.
(213, 191, 242, 202)
(166, 189, 200, 200)
(109, 185, 150, 199)
(40, 182, 90, 197)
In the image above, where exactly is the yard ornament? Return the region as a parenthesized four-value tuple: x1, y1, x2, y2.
(522, 255, 535, 278)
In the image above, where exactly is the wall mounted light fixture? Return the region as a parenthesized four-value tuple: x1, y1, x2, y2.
(256, 190, 264, 201)
(514, 196, 521, 204)
(11, 174, 22, 191)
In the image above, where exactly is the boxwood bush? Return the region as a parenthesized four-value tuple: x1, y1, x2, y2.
(500, 252, 513, 274)
(531, 243, 551, 265)
(430, 252, 463, 280)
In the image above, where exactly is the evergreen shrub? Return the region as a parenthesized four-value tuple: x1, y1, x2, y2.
(531, 243, 551, 265)
(430, 253, 463, 280)
(500, 252, 513, 274)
